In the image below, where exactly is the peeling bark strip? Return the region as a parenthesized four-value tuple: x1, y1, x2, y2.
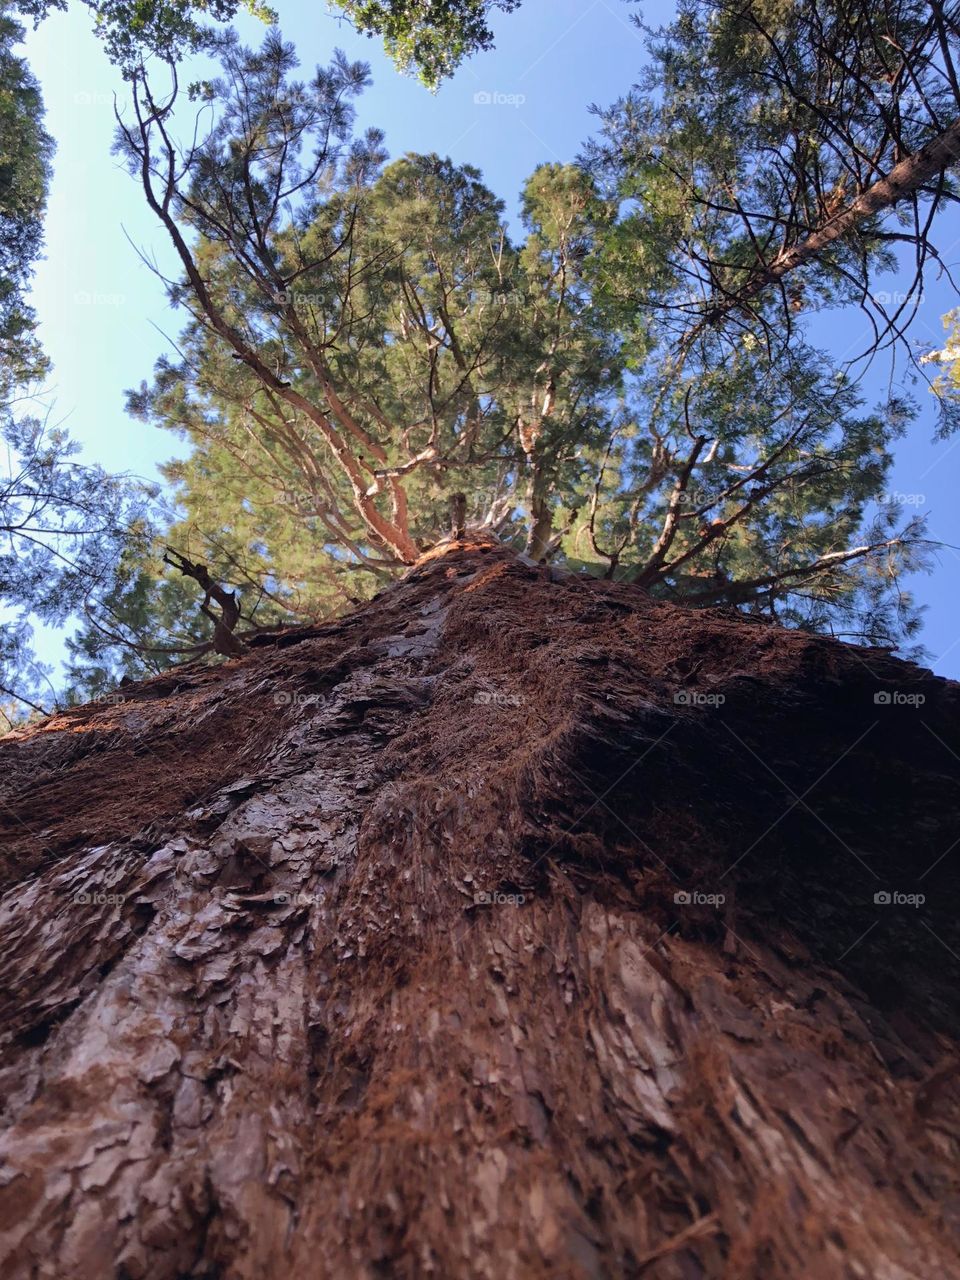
(1, 539, 960, 1279)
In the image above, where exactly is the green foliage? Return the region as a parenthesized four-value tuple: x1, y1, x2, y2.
(922, 310, 960, 426)
(588, 0, 959, 359)
(81, 28, 931, 699)
(62, 534, 212, 699)
(54, 5, 960, 694)
(0, 6, 51, 392)
(329, 0, 521, 89)
(16, 0, 275, 69)
(568, 339, 928, 644)
(112, 35, 623, 566)
(0, 10, 159, 718)
(0, 416, 155, 715)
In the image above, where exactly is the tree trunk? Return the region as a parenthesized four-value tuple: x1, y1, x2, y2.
(525, 463, 555, 562)
(1, 538, 959, 1279)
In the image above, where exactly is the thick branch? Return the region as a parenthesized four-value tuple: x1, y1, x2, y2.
(694, 117, 960, 335)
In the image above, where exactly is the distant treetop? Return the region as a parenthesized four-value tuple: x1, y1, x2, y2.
(328, 0, 521, 89)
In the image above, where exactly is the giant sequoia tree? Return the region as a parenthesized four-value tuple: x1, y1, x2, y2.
(3, 4, 960, 1275)
(2, 537, 960, 1277)
(73, 27, 939, 693)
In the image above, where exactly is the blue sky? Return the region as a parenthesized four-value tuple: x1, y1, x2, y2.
(19, 0, 960, 677)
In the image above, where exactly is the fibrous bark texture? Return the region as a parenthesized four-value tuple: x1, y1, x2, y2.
(1, 539, 959, 1279)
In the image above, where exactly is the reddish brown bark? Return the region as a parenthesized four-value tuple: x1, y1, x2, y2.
(1, 539, 959, 1278)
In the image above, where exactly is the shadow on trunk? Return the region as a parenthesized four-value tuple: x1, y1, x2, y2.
(1, 539, 958, 1278)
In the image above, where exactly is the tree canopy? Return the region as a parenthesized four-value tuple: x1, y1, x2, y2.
(328, 0, 521, 89)
(589, 0, 960, 371)
(4, 0, 959, 705)
(0, 9, 152, 723)
(57, 21, 944, 699)
(15, 0, 276, 68)
(0, 6, 51, 392)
